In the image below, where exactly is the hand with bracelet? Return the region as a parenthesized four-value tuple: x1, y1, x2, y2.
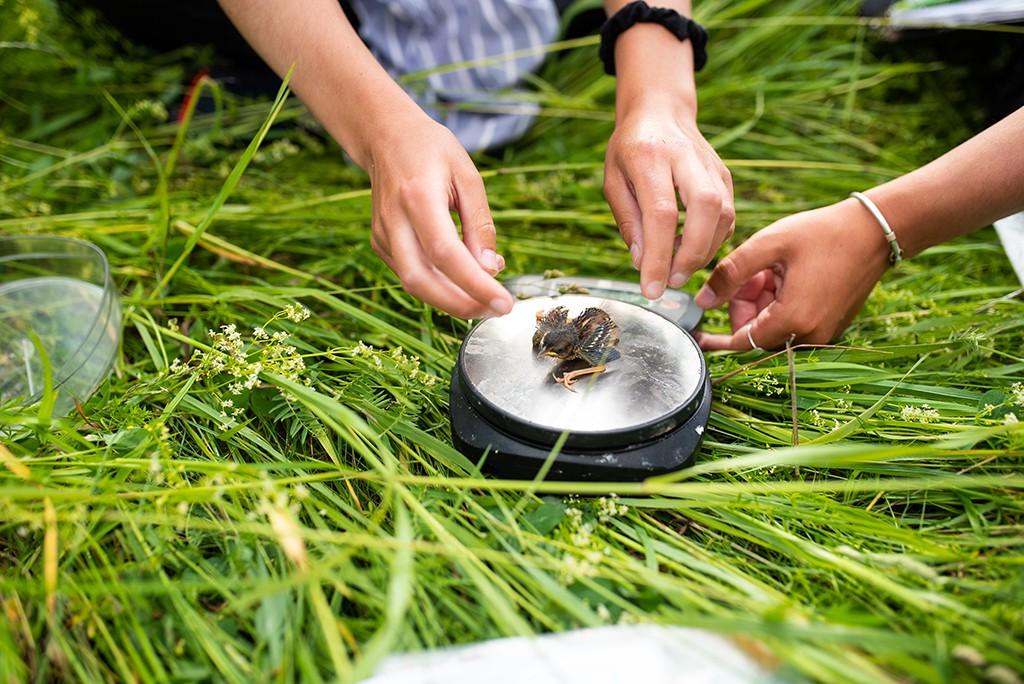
(696, 106, 1024, 352)
(602, 1, 735, 301)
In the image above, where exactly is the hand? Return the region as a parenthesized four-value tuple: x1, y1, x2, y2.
(368, 115, 514, 319)
(604, 97, 735, 300)
(694, 199, 891, 351)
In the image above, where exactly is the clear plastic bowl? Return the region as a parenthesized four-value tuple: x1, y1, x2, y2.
(0, 235, 121, 416)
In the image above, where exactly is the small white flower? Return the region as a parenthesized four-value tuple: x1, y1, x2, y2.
(284, 303, 311, 322)
(900, 404, 940, 423)
(1004, 413, 1019, 425)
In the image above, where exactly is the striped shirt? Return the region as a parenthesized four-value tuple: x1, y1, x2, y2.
(347, 0, 560, 151)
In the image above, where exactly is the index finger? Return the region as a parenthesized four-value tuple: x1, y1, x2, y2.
(630, 163, 678, 300)
(410, 192, 513, 315)
(669, 157, 723, 287)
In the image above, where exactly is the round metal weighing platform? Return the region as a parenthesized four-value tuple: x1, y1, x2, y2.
(449, 295, 711, 481)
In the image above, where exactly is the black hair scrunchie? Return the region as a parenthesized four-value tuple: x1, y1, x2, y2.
(599, 1, 708, 76)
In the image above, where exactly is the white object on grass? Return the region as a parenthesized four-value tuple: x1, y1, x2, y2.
(994, 212, 1024, 287)
(889, 0, 1024, 28)
(361, 625, 780, 684)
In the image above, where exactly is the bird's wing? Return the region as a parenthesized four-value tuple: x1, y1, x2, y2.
(574, 308, 620, 365)
(533, 306, 570, 352)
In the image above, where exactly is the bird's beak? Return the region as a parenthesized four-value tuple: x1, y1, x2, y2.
(544, 351, 560, 358)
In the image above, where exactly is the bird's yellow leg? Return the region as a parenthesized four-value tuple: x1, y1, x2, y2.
(554, 364, 607, 392)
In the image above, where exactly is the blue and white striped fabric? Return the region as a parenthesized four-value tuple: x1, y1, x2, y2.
(347, 0, 560, 151)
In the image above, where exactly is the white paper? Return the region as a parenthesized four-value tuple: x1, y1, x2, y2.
(361, 625, 780, 684)
(995, 212, 1024, 287)
(890, 0, 1024, 28)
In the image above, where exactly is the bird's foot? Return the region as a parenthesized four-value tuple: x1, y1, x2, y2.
(554, 364, 607, 392)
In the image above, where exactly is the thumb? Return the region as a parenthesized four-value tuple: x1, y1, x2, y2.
(453, 165, 504, 276)
(694, 232, 784, 309)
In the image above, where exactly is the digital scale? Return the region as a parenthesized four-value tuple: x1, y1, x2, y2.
(449, 275, 710, 481)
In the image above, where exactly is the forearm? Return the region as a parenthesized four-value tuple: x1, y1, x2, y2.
(863, 106, 1024, 258)
(603, 1, 698, 122)
(218, 0, 425, 169)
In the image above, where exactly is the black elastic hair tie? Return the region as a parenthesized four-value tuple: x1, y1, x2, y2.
(599, 1, 708, 76)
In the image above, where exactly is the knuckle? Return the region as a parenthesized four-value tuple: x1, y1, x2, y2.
(649, 198, 679, 222)
(375, 205, 395, 225)
(399, 271, 425, 294)
(674, 251, 702, 274)
(714, 256, 741, 287)
(470, 217, 496, 240)
(602, 174, 616, 198)
(397, 181, 430, 206)
(630, 138, 665, 157)
(423, 239, 452, 264)
(618, 219, 639, 242)
(424, 238, 459, 263)
(693, 188, 723, 209)
(720, 203, 737, 227)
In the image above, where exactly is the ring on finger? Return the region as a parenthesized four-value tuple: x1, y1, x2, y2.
(746, 324, 763, 352)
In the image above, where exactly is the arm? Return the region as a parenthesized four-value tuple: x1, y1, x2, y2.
(696, 106, 1024, 351)
(602, 1, 735, 300)
(863, 106, 1024, 258)
(218, 0, 514, 318)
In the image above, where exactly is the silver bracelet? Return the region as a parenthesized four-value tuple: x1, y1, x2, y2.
(850, 191, 903, 265)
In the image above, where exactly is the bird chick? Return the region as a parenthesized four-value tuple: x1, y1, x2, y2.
(533, 306, 620, 391)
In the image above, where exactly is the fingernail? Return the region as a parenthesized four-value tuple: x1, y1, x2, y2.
(490, 297, 513, 316)
(480, 249, 500, 272)
(644, 281, 665, 300)
(496, 254, 506, 272)
(694, 285, 715, 309)
(668, 271, 689, 288)
(629, 243, 641, 270)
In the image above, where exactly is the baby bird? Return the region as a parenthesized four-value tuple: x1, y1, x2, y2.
(533, 306, 620, 391)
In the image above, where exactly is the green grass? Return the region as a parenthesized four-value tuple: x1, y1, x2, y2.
(2, 1, 1024, 682)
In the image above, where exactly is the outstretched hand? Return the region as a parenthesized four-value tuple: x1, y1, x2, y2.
(604, 99, 735, 300)
(694, 199, 891, 351)
(369, 116, 515, 319)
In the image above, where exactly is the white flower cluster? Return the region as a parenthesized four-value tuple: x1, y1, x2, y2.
(1012, 383, 1024, 406)
(350, 342, 439, 388)
(900, 404, 941, 424)
(596, 494, 628, 522)
(559, 553, 602, 583)
(169, 305, 312, 427)
(751, 372, 785, 396)
(283, 303, 311, 323)
(810, 409, 840, 431)
(557, 499, 614, 584)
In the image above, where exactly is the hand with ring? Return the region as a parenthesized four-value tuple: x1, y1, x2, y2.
(694, 201, 891, 351)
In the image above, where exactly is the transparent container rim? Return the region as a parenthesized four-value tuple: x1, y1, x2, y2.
(0, 234, 119, 398)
